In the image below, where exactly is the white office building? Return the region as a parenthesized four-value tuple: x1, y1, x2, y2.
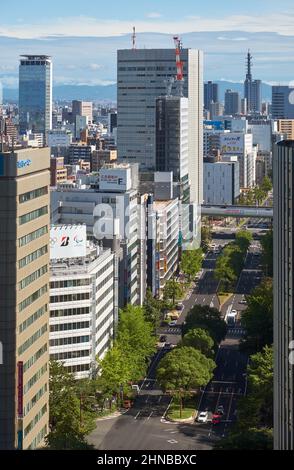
(117, 48, 203, 207)
(51, 164, 139, 306)
(220, 132, 256, 188)
(50, 240, 115, 379)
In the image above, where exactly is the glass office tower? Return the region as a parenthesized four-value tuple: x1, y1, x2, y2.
(19, 55, 52, 138)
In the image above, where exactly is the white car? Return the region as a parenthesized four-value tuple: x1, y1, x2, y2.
(230, 309, 237, 316)
(168, 321, 178, 327)
(197, 411, 209, 423)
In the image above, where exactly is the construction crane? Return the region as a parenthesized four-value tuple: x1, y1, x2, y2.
(173, 36, 184, 96)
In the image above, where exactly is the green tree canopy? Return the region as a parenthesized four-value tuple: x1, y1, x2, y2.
(181, 248, 203, 281)
(98, 345, 132, 400)
(163, 278, 184, 306)
(260, 230, 273, 277)
(201, 226, 212, 252)
(46, 361, 94, 449)
(180, 328, 215, 358)
(241, 279, 273, 353)
(157, 346, 215, 417)
(117, 305, 156, 380)
(183, 305, 227, 345)
(143, 288, 163, 332)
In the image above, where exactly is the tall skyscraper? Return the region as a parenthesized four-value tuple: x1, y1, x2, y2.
(272, 86, 294, 119)
(244, 51, 262, 114)
(0, 147, 50, 450)
(273, 140, 294, 450)
(204, 81, 219, 111)
(72, 100, 93, 124)
(224, 89, 241, 116)
(19, 55, 52, 138)
(117, 48, 203, 206)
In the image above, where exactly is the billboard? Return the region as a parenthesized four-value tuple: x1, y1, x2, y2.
(220, 134, 244, 155)
(99, 168, 131, 192)
(50, 225, 87, 260)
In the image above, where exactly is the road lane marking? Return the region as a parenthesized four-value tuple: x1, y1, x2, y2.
(147, 412, 153, 421)
(134, 412, 141, 420)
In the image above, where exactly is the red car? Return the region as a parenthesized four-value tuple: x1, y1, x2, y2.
(212, 414, 222, 425)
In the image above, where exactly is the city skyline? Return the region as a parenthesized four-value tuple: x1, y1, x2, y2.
(1, 1, 294, 88)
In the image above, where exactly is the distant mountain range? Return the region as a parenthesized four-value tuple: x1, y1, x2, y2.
(2, 80, 272, 103)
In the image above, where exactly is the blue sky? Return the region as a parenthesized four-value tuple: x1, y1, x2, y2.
(1, 1, 294, 87)
(2, 0, 294, 24)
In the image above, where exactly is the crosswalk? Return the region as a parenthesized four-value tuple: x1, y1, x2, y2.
(227, 328, 246, 337)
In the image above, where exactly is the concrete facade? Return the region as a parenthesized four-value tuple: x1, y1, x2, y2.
(0, 147, 50, 449)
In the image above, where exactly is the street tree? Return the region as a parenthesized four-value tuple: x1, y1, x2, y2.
(163, 278, 184, 306)
(46, 361, 94, 449)
(260, 230, 273, 277)
(183, 305, 227, 345)
(143, 288, 162, 332)
(261, 176, 272, 194)
(201, 226, 212, 252)
(98, 345, 132, 407)
(241, 279, 273, 354)
(117, 305, 157, 380)
(180, 328, 215, 358)
(156, 347, 215, 418)
(181, 248, 203, 282)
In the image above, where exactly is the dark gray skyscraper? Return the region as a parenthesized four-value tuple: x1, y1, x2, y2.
(19, 55, 52, 137)
(224, 89, 241, 116)
(204, 81, 219, 111)
(244, 51, 262, 114)
(273, 140, 294, 450)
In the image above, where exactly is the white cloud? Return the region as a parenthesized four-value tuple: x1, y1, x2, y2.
(0, 12, 293, 39)
(89, 63, 103, 70)
(146, 12, 162, 19)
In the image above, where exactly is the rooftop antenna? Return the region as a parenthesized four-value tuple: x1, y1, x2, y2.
(173, 36, 185, 97)
(132, 26, 137, 50)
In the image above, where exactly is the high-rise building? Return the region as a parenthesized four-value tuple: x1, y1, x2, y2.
(273, 140, 294, 450)
(72, 101, 93, 125)
(117, 48, 203, 206)
(272, 87, 294, 119)
(204, 81, 219, 111)
(224, 89, 241, 116)
(19, 55, 52, 138)
(244, 51, 262, 114)
(0, 147, 50, 450)
(50, 240, 115, 379)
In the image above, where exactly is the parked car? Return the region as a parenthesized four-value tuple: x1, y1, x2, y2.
(197, 411, 209, 423)
(168, 321, 178, 327)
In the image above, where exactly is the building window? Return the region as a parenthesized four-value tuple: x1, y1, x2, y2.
(24, 404, 47, 439)
(50, 307, 90, 318)
(19, 186, 48, 204)
(50, 292, 90, 303)
(24, 364, 48, 395)
(19, 226, 48, 248)
(19, 305, 48, 334)
(49, 336, 90, 347)
(18, 324, 48, 356)
(19, 265, 48, 291)
(50, 321, 90, 332)
(19, 245, 48, 269)
(19, 206, 48, 226)
(19, 285, 48, 313)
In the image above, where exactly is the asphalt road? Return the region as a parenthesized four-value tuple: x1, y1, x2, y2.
(87, 232, 265, 451)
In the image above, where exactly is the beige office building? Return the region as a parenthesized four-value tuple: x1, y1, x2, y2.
(277, 119, 294, 140)
(0, 147, 50, 449)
